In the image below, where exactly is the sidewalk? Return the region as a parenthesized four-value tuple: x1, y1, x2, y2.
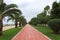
(12, 24, 51, 40)
(3, 25, 15, 31)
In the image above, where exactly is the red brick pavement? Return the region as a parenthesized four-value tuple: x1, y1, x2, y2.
(12, 24, 51, 40)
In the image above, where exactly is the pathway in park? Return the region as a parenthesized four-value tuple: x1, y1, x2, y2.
(12, 24, 51, 40)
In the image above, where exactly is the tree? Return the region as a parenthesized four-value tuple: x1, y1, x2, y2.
(37, 12, 50, 26)
(29, 17, 37, 26)
(7, 12, 22, 28)
(44, 5, 50, 15)
(48, 19, 60, 34)
(36, 5, 50, 26)
(50, 2, 60, 19)
(0, 3, 21, 35)
(7, 15, 27, 28)
(18, 16, 27, 27)
(37, 12, 47, 23)
(44, 5, 50, 11)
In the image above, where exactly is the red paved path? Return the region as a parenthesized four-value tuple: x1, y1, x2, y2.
(12, 24, 51, 40)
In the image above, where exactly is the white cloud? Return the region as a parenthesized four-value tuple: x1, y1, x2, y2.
(4, 0, 55, 23)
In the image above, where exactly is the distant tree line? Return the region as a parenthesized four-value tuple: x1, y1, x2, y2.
(29, 1, 60, 26)
(29, 1, 60, 34)
(29, 4, 50, 26)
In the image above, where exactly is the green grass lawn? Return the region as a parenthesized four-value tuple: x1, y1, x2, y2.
(0, 28, 22, 40)
(34, 25, 60, 40)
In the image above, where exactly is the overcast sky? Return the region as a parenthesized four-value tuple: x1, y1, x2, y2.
(4, 0, 58, 24)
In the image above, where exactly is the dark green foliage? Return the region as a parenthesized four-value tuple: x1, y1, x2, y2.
(37, 12, 50, 26)
(50, 2, 60, 19)
(29, 17, 38, 26)
(29, 5, 50, 26)
(44, 5, 50, 12)
(18, 16, 27, 26)
(37, 12, 46, 24)
(47, 19, 60, 34)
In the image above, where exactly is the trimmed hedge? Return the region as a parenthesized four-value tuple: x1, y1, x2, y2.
(47, 19, 60, 34)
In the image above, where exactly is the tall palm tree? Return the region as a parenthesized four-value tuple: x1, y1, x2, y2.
(0, 3, 21, 35)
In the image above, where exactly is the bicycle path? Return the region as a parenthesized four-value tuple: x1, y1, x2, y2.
(12, 24, 51, 40)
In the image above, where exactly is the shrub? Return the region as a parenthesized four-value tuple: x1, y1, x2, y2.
(47, 19, 60, 34)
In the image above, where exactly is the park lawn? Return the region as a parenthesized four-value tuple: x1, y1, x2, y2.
(34, 25, 60, 40)
(0, 28, 22, 40)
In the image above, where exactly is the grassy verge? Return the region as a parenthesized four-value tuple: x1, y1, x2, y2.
(34, 25, 60, 40)
(0, 28, 22, 40)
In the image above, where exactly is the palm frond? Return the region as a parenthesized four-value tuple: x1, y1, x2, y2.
(3, 8, 22, 17)
(4, 4, 18, 10)
(7, 17, 15, 22)
(7, 12, 20, 22)
(3, 13, 14, 19)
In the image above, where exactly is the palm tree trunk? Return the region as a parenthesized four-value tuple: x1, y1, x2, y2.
(0, 19, 3, 36)
(21, 22, 22, 27)
(19, 22, 21, 27)
(15, 21, 18, 28)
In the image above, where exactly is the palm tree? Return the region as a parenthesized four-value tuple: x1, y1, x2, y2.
(0, 3, 21, 35)
(7, 15, 27, 28)
(7, 12, 22, 28)
(18, 16, 27, 27)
